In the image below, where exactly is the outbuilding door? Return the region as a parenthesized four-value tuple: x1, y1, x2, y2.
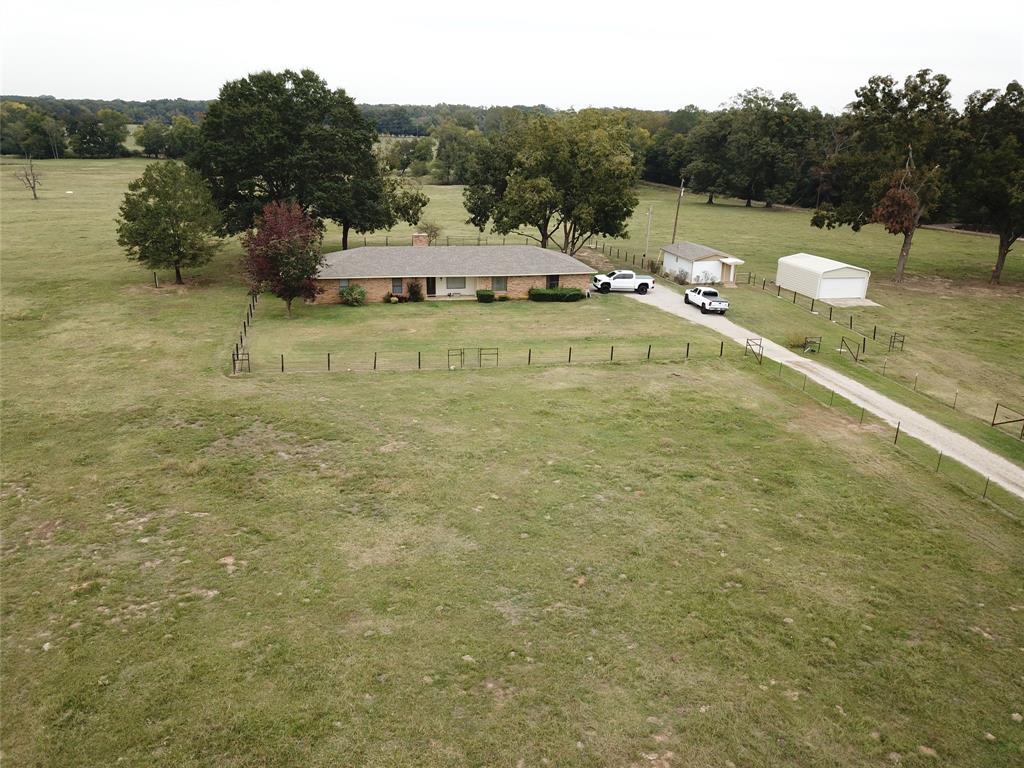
(819, 276, 866, 299)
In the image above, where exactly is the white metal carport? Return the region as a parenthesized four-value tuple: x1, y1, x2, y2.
(776, 253, 870, 300)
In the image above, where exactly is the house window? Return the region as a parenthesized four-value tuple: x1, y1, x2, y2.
(339, 279, 350, 289)
(546, 274, 560, 288)
(447, 277, 466, 289)
(391, 278, 403, 294)
(492, 276, 508, 291)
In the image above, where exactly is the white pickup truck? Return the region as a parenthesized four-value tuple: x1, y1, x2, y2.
(684, 286, 729, 315)
(592, 270, 655, 295)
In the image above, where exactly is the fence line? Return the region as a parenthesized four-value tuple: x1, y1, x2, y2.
(232, 338, 757, 375)
(763, 356, 1022, 517)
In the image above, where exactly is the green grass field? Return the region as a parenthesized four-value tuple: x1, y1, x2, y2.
(3, 159, 1024, 767)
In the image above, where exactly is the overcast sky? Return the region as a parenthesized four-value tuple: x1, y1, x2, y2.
(3, 0, 1021, 113)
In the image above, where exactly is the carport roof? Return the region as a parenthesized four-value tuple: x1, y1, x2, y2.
(779, 253, 871, 275)
(317, 245, 597, 279)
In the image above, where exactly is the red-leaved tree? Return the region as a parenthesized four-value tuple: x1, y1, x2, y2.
(242, 201, 324, 317)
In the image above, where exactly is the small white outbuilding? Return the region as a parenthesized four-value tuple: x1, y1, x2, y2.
(776, 253, 870, 300)
(660, 242, 746, 285)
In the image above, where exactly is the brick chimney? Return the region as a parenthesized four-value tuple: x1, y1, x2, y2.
(412, 233, 429, 247)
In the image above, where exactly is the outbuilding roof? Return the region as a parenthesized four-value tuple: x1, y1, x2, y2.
(317, 245, 597, 279)
(659, 242, 739, 262)
(778, 253, 871, 275)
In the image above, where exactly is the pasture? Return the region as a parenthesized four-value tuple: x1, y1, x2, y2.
(2, 158, 1023, 767)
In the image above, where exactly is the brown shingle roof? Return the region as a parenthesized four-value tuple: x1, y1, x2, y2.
(659, 242, 738, 262)
(317, 245, 597, 279)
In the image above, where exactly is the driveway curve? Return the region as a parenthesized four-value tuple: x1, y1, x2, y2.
(631, 289, 1024, 500)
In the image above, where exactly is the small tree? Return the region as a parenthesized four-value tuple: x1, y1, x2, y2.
(116, 162, 222, 284)
(242, 201, 324, 316)
(14, 155, 42, 200)
(420, 220, 442, 245)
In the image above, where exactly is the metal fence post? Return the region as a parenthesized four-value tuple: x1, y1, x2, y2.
(983, 477, 990, 499)
(647, 344, 652, 360)
(280, 354, 284, 373)
(952, 389, 958, 409)
(936, 452, 942, 472)
(374, 352, 377, 370)
(327, 353, 331, 371)
(528, 348, 532, 365)
(829, 306, 833, 321)
(719, 341, 724, 357)
(418, 351, 421, 370)
(685, 342, 690, 359)
(568, 346, 572, 364)
(894, 421, 900, 444)
(610, 345, 614, 362)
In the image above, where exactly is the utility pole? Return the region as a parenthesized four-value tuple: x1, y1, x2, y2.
(643, 205, 652, 257)
(670, 177, 685, 243)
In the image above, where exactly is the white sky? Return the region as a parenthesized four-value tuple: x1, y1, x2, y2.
(2, 0, 1022, 113)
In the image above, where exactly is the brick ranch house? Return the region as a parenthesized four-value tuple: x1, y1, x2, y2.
(312, 236, 597, 304)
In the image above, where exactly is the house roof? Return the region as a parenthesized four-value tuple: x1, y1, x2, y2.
(778, 253, 870, 276)
(317, 245, 598, 279)
(659, 242, 739, 262)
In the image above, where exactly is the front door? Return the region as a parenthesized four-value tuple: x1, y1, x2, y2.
(426, 277, 436, 296)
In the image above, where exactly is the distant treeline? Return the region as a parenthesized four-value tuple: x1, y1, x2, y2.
(1, 95, 208, 123)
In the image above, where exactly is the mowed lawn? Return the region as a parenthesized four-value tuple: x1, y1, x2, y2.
(245, 294, 728, 372)
(330, 180, 1023, 451)
(3, 159, 1024, 767)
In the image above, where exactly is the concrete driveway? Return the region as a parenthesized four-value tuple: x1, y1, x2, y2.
(630, 288, 1024, 500)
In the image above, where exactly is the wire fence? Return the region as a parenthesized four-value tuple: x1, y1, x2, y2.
(729, 276, 1023, 442)
(237, 338, 736, 374)
(760, 358, 1024, 519)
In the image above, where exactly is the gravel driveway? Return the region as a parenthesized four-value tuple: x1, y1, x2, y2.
(631, 289, 1024, 500)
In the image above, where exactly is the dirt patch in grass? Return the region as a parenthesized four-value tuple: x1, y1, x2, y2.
(335, 521, 477, 569)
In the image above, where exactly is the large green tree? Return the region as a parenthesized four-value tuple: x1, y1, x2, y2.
(432, 120, 482, 184)
(68, 108, 129, 158)
(116, 162, 222, 284)
(191, 69, 424, 241)
(678, 110, 735, 205)
(134, 120, 169, 158)
(811, 70, 955, 281)
(463, 111, 642, 254)
(949, 81, 1024, 284)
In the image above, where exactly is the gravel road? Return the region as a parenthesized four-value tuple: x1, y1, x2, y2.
(631, 288, 1024, 500)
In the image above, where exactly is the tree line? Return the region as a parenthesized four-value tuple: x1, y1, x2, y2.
(392, 72, 1022, 283)
(14, 68, 1022, 285)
